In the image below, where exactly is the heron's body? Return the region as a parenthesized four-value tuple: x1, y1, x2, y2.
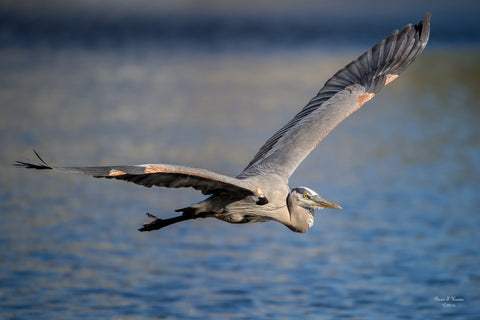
(16, 14, 430, 233)
(193, 174, 302, 231)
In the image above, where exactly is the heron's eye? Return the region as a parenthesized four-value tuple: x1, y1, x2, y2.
(303, 194, 309, 199)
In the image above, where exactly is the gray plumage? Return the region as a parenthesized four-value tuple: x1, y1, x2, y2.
(15, 13, 430, 233)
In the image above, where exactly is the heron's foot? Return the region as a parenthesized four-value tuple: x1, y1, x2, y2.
(146, 212, 158, 220)
(138, 213, 167, 232)
(138, 212, 195, 232)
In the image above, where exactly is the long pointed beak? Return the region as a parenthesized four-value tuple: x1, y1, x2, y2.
(312, 196, 342, 209)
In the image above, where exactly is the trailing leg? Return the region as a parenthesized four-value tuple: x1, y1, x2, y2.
(138, 212, 195, 232)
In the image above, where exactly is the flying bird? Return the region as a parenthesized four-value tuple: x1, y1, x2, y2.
(16, 13, 430, 233)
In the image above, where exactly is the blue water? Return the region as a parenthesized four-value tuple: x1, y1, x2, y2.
(1, 2, 480, 319)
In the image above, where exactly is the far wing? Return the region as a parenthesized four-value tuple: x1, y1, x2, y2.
(15, 153, 264, 199)
(240, 13, 430, 180)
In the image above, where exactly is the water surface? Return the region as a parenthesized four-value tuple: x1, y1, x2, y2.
(1, 4, 480, 319)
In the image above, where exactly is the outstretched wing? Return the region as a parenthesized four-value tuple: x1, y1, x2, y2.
(240, 13, 430, 180)
(15, 152, 264, 199)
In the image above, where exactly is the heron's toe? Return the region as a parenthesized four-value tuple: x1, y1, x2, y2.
(146, 212, 159, 220)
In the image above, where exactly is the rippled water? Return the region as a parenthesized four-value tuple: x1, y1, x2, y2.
(1, 5, 480, 319)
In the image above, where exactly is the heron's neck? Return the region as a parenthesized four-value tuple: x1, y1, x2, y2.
(286, 197, 314, 233)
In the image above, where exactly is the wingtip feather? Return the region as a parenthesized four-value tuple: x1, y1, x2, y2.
(420, 12, 431, 41)
(14, 150, 53, 170)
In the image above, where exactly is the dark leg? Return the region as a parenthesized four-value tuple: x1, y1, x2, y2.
(138, 212, 195, 232)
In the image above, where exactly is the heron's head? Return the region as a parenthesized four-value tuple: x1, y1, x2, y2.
(289, 187, 342, 211)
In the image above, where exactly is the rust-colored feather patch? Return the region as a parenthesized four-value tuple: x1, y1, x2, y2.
(109, 169, 127, 176)
(385, 74, 399, 85)
(254, 187, 265, 198)
(144, 164, 168, 174)
(358, 92, 375, 107)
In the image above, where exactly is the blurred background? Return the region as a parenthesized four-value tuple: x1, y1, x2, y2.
(1, 0, 479, 319)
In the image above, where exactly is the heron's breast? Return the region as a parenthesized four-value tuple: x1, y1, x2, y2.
(215, 212, 272, 224)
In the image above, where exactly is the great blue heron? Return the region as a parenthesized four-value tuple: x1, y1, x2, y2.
(16, 14, 430, 233)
